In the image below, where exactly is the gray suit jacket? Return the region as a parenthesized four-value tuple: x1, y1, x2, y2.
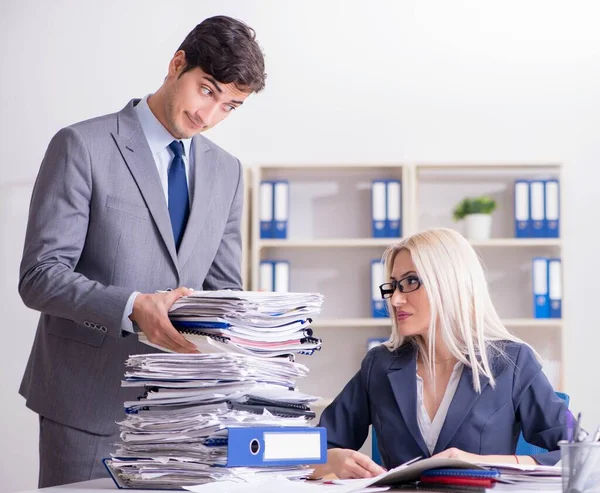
(19, 99, 243, 435)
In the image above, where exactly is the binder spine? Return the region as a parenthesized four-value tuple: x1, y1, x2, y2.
(259, 181, 274, 239)
(273, 180, 289, 239)
(371, 260, 387, 318)
(548, 258, 562, 318)
(514, 180, 531, 238)
(372, 180, 387, 238)
(274, 260, 290, 293)
(532, 257, 550, 318)
(530, 180, 545, 238)
(225, 426, 327, 467)
(386, 179, 402, 237)
(545, 179, 560, 238)
(259, 260, 275, 292)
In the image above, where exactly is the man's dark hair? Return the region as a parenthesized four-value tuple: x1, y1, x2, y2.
(178, 15, 266, 93)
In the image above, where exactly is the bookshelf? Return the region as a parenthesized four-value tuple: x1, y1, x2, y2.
(248, 162, 564, 418)
(413, 163, 564, 390)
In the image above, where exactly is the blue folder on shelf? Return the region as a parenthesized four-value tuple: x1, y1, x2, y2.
(548, 257, 562, 319)
(386, 179, 402, 237)
(545, 179, 560, 238)
(259, 180, 274, 239)
(273, 180, 289, 239)
(372, 180, 387, 238)
(529, 180, 545, 238)
(532, 257, 550, 318)
(371, 260, 387, 318)
(514, 180, 531, 238)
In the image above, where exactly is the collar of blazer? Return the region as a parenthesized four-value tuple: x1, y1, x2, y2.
(386, 342, 510, 456)
(110, 99, 219, 275)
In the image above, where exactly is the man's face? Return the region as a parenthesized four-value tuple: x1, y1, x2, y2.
(162, 51, 251, 139)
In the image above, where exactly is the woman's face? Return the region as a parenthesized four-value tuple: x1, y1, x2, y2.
(389, 249, 431, 338)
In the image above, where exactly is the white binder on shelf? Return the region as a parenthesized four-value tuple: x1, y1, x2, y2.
(386, 179, 402, 238)
(371, 260, 387, 318)
(259, 181, 274, 239)
(545, 179, 560, 238)
(273, 180, 289, 239)
(372, 180, 387, 238)
(514, 180, 531, 238)
(548, 258, 562, 319)
(259, 260, 274, 292)
(274, 260, 290, 293)
(529, 180, 545, 238)
(532, 257, 550, 318)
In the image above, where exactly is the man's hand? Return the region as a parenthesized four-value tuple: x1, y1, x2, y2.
(431, 447, 481, 463)
(130, 287, 199, 353)
(327, 448, 386, 479)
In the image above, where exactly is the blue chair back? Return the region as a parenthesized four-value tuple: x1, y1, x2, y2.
(514, 391, 569, 455)
(372, 427, 383, 465)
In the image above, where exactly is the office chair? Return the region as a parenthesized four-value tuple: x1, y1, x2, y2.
(514, 391, 569, 455)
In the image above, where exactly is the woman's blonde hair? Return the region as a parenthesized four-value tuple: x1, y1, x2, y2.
(382, 227, 537, 392)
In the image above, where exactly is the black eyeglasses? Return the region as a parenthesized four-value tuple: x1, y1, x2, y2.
(379, 275, 422, 299)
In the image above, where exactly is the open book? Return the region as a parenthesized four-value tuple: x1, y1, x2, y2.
(332, 456, 560, 491)
(332, 457, 485, 489)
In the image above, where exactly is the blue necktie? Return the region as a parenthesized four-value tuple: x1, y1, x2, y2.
(168, 140, 189, 250)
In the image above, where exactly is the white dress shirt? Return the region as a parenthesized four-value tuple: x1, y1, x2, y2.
(416, 361, 464, 454)
(120, 95, 194, 332)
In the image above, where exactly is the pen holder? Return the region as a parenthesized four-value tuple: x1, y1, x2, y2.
(560, 441, 600, 493)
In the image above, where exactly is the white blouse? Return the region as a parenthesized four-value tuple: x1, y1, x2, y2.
(416, 362, 464, 454)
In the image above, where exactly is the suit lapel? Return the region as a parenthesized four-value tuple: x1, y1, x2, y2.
(433, 364, 489, 454)
(387, 345, 430, 458)
(177, 137, 219, 269)
(111, 100, 179, 274)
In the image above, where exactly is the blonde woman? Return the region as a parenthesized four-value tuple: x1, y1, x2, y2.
(315, 228, 566, 479)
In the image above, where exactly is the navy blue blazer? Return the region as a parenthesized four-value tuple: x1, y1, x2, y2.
(318, 342, 567, 466)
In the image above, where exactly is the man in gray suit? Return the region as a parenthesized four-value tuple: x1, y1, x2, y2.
(18, 16, 266, 488)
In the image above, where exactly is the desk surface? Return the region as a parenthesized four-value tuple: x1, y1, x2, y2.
(14, 477, 563, 493)
(16, 479, 124, 493)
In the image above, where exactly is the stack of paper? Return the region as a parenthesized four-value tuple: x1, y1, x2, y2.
(139, 290, 324, 358)
(106, 292, 327, 489)
(478, 462, 561, 485)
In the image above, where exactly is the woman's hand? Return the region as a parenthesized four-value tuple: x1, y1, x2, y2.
(431, 447, 481, 463)
(327, 448, 386, 479)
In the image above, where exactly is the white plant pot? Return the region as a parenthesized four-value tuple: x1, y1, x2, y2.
(465, 213, 492, 241)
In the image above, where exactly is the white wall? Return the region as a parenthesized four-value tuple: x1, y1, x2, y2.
(1, 0, 599, 491)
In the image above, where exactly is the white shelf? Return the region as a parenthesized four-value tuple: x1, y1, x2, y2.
(259, 238, 560, 248)
(416, 163, 562, 170)
(502, 318, 563, 328)
(311, 318, 562, 329)
(469, 238, 561, 247)
(258, 238, 400, 248)
(257, 163, 407, 170)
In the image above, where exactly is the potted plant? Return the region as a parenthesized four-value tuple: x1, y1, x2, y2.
(452, 195, 497, 241)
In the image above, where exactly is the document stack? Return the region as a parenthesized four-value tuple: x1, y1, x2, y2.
(104, 290, 326, 489)
(144, 290, 324, 357)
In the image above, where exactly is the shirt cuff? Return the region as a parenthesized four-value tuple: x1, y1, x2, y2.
(121, 291, 140, 333)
